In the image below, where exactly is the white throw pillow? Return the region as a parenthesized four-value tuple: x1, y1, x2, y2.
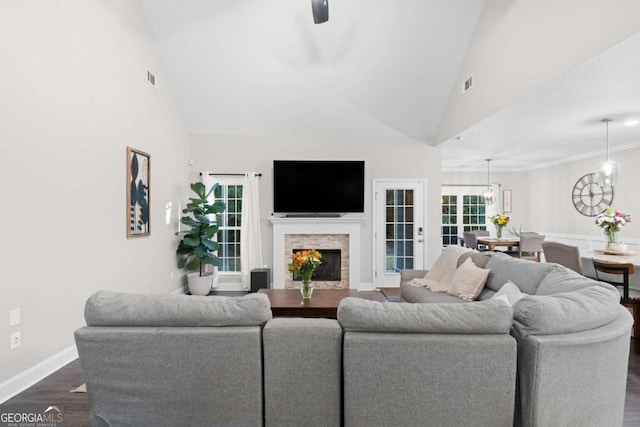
(447, 258, 491, 301)
(491, 280, 526, 306)
(409, 245, 471, 292)
(492, 295, 510, 305)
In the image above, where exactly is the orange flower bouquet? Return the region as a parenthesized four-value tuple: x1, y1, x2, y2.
(288, 249, 322, 299)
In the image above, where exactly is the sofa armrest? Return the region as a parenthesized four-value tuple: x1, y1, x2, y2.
(399, 269, 428, 283)
(515, 307, 632, 427)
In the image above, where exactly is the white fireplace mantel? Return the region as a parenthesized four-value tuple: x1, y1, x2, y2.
(270, 215, 365, 289)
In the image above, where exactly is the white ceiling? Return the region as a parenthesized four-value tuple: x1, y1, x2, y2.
(440, 31, 640, 171)
(138, 1, 640, 171)
(137, 0, 484, 141)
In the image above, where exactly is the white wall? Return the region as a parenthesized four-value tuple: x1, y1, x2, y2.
(443, 147, 640, 240)
(527, 148, 640, 238)
(436, 0, 640, 143)
(190, 134, 442, 285)
(0, 1, 190, 388)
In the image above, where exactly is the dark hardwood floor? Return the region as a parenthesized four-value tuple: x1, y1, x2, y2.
(3, 344, 639, 426)
(3, 358, 89, 427)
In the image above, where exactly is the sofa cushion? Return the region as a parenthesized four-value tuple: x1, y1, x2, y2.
(457, 250, 492, 269)
(84, 291, 272, 327)
(399, 269, 429, 284)
(511, 285, 621, 337)
(400, 284, 470, 304)
(447, 258, 491, 301)
(337, 297, 513, 334)
(408, 245, 471, 292)
(535, 264, 617, 295)
(485, 252, 554, 294)
(491, 280, 525, 306)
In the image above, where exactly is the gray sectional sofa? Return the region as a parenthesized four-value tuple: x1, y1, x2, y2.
(75, 292, 272, 427)
(75, 250, 633, 426)
(401, 250, 633, 427)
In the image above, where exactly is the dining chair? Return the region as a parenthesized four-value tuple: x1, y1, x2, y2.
(592, 259, 634, 303)
(592, 259, 640, 354)
(518, 234, 546, 262)
(541, 241, 582, 274)
(463, 230, 489, 251)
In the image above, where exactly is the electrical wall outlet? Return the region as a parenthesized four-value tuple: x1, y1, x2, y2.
(9, 308, 20, 326)
(10, 331, 21, 350)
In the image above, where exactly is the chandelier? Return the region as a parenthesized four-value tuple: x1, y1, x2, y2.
(596, 118, 620, 186)
(482, 159, 495, 205)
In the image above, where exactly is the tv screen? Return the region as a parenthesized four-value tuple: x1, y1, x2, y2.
(273, 160, 365, 215)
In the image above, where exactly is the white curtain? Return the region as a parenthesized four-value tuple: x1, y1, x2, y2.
(240, 172, 263, 288)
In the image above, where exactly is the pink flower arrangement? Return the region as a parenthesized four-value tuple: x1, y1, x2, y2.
(595, 207, 631, 247)
(595, 207, 631, 233)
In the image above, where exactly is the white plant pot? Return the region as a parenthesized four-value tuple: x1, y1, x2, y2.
(187, 272, 214, 296)
(211, 266, 219, 289)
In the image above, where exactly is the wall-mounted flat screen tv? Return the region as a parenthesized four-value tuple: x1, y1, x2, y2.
(273, 160, 365, 215)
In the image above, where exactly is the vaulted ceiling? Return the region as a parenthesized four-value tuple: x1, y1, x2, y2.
(138, 1, 640, 171)
(440, 32, 640, 171)
(138, 0, 484, 142)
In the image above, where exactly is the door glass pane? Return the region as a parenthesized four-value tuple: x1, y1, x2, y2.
(441, 189, 488, 246)
(385, 189, 415, 273)
(441, 194, 458, 246)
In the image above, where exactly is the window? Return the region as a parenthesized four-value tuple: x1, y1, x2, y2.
(212, 178, 243, 273)
(462, 195, 486, 232)
(441, 186, 497, 246)
(441, 195, 458, 246)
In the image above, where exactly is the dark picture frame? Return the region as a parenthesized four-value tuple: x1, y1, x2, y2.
(126, 147, 151, 237)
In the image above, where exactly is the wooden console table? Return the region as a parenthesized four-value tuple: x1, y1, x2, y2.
(258, 288, 387, 318)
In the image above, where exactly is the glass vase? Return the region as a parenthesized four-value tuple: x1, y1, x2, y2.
(606, 230, 619, 250)
(606, 230, 627, 251)
(300, 277, 314, 299)
(496, 225, 504, 239)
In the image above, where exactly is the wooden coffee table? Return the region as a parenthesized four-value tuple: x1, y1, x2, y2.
(258, 288, 387, 318)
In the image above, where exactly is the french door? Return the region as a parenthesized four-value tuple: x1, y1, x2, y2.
(373, 180, 425, 286)
(441, 185, 499, 245)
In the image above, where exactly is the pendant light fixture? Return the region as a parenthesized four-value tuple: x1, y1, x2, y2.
(596, 118, 620, 186)
(482, 159, 495, 205)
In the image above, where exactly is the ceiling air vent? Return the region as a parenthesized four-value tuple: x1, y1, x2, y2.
(462, 75, 473, 94)
(146, 70, 157, 88)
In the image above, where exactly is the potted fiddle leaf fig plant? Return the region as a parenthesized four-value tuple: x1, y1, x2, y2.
(177, 182, 226, 295)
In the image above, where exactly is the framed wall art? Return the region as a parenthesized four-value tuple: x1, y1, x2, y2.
(503, 189, 512, 213)
(126, 147, 151, 237)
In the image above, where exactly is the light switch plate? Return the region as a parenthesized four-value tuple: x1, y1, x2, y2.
(9, 309, 20, 326)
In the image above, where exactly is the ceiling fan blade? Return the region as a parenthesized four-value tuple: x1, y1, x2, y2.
(312, 0, 328, 24)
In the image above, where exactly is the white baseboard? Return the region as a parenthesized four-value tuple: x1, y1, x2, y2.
(358, 282, 376, 291)
(171, 285, 187, 295)
(0, 345, 78, 404)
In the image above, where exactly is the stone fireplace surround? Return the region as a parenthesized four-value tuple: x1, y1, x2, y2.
(285, 235, 348, 289)
(270, 215, 364, 289)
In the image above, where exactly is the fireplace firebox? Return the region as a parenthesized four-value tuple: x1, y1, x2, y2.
(292, 249, 341, 281)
